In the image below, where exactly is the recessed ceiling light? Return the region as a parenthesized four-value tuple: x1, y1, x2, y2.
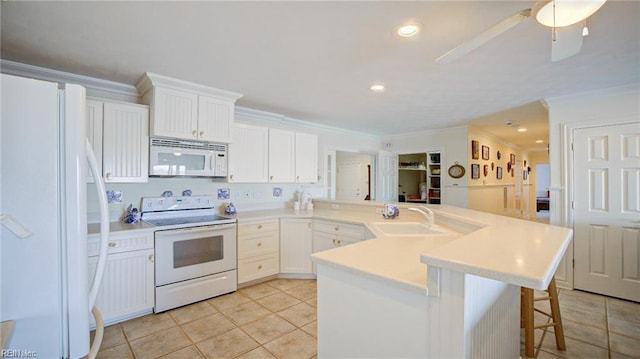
(517, 128, 528, 132)
(370, 84, 385, 92)
(536, 140, 544, 143)
(397, 24, 419, 37)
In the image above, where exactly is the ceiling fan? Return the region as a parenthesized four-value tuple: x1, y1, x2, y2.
(435, 0, 608, 64)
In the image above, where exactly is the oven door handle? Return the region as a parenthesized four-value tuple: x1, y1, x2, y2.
(157, 223, 237, 236)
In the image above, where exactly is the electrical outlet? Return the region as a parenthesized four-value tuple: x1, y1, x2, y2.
(375, 208, 384, 214)
(331, 204, 340, 209)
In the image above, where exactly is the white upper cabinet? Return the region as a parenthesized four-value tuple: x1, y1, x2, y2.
(265, 129, 318, 183)
(149, 86, 198, 140)
(295, 132, 318, 183)
(86, 99, 104, 183)
(198, 95, 234, 143)
(102, 102, 149, 183)
(268, 128, 296, 182)
(137, 72, 242, 143)
(228, 124, 269, 183)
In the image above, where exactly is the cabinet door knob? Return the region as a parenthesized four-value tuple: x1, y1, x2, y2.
(270, 176, 274, 181)
(199, 131, 205, 137)
(258, 224, 263, 229)
(108, 242, 116, 247)
(229, 174, 234, 180)
(192, 130, 197, 138)
(332, 239, 336, 245)
(308, 222, 312, 228)
(258, 265, 263, 270)
(257, 242, 262, 247)
(337, 240, 342, 245)
(334, 226, 339, 231)
(105, 172, 112, 181)
(148, 254, 154, 262)
(296, 176, 300, 181)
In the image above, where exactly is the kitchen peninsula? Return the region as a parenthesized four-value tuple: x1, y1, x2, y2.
(307, 200, 572, 358)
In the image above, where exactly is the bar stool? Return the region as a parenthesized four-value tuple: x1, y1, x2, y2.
(521, 277, 566, 358)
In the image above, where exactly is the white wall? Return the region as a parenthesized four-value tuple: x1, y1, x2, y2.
(466, 128, 530, 218)
(382, 126, 468, 208)
(545, 83, 640, 289)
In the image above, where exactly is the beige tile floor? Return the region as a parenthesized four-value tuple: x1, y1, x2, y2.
(94, 278, 639, 359)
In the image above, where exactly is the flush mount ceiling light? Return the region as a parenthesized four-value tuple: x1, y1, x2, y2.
(532, 0, 607, 28)
(370, 84, 385, 92)
(517, 128, 528, 132)
(536, 140, 544, 143)
(397, 24, 419, 37)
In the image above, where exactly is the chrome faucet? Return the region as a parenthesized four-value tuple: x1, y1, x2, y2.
(408, 206, 435, 227)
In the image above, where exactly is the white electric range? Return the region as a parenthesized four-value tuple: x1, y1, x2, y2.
(141, 195, 237, 312)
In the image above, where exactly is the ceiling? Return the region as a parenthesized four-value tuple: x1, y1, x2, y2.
(1, 1, 638, 148)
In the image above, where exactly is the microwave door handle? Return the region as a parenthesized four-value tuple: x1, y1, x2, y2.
(210, 154, 214, 172)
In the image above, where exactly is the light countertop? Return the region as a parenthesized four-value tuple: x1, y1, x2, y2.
(88, 220, 154, 235)
(92, 200, 572, 294)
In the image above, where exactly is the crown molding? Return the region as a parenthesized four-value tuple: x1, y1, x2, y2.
(235, 106, 380, 140)
(0, 59, 140, 99)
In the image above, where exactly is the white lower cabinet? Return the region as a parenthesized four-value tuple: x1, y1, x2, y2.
(87, 229, 154, 326)
(312, 220, 366, 273)
(237, 219, 280, 284)
(280, 218, 313, 274)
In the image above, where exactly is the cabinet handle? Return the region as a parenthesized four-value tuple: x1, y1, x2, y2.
(108, 242, 116, 247)
(332, 239, 336, 245)
(105, 172, 112, 181)
(258, 265, 263, 270)
(258, 224, 263, 229)
(229, 174, 234, 181)
(337, 240, 342, 245)
(257, 242, 262, 247)
(199, 131, 205, 137)
(334, 226, 339, 231)
(270, 176, 274, 181)
(308, 222, 312, 228)
(192, 130, 197, 138)
(148, 254, 154, 262)
(297, 176, 300, 181)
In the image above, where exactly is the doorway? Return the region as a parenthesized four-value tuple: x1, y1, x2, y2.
(535, 163, 550, 222)
(327, 150, 374, 201)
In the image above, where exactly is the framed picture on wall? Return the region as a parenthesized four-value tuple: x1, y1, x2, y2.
(482, 145, 490, 160)
(523, 170, 528, 180)
(471, 164, 480, 179)
(497, 167, 503, 179)
(510, 153, 516, 165)
(471, 140, 479, 159)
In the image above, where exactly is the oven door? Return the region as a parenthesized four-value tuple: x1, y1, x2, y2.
(155, 224, 236, 286)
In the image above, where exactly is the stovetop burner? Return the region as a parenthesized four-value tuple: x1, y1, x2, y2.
(140, 195, 235, 229)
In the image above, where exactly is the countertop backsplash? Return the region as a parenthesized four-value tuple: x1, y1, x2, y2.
(86, 177, 326, 223)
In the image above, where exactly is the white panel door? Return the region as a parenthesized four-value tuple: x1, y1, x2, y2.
(269, 128, 295, 182)
(198, 94, 234, 143)
(573, 122, 640, 301)
(102, 102, 149, 183)
(228, 124, 269, 182)
(86, 99, 103, 183)
(280, 218, 313, 274)
(295, 132, 318, 182)
(151, 86, 198, 139)
(377, 151, 398, 202)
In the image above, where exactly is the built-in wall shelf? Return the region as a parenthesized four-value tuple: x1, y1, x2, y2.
(398, 152, 442, 204)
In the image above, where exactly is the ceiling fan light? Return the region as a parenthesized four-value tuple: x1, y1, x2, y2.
(533, 0, 607, 28)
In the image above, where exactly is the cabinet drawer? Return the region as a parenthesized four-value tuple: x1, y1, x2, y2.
(88, 230, 154, 256)
(238, 253, 279, 284)
(313, 220, 365, 239)
(238, 219, 279, 235)
(238, 231, 279, 258)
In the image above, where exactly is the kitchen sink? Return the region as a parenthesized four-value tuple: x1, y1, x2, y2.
(372, 222, 449, 236)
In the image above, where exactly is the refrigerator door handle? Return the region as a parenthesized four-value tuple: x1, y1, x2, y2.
(86, 139, 109, 309)
(0, 213, 34, 238)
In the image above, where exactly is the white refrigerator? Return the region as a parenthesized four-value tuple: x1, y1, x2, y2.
(0, 74, 108, 358)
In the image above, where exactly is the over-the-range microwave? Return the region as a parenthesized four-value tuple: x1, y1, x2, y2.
(149, 137, 227, 178)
